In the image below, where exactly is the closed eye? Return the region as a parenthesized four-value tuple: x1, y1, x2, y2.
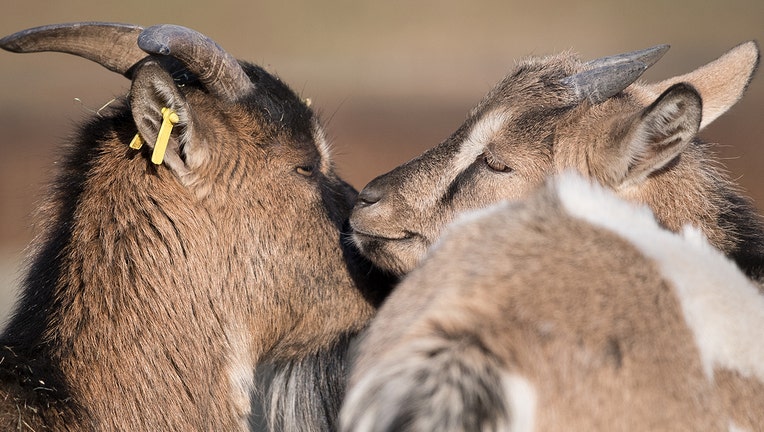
(296, 165, 315, 176)
(482, 152, 513, 173)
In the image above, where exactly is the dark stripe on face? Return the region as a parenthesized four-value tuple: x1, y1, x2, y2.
(439, 162, 482, 209)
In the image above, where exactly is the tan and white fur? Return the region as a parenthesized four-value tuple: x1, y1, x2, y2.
(351, 42, 763, 284)
(342, 172, 764, 432)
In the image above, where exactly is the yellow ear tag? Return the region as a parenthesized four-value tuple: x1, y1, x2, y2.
(151, 107, 180, 165)
(129, 133, 143, 150)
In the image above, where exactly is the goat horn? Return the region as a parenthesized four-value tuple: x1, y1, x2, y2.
(584, 44, 670, 70)
(138, 24, 254, 102)
(0, 22, 145, 77)
(561, 61, 649, 104)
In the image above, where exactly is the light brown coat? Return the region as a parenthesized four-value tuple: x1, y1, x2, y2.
(342, 173, 764, 431)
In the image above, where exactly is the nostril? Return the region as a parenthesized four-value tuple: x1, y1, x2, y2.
(357, 186, 383, 206)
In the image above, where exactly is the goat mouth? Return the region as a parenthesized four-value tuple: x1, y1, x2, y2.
(352, 229, 420, 242)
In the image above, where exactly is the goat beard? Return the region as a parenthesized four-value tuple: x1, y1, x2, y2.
(252, 333, 354, 432)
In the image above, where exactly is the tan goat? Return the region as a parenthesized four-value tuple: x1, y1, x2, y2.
(350, 42, 763, 283)
(342, 172, 764, 431)
(0, 23, 389, 431)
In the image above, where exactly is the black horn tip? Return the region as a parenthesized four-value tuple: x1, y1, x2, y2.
(641, 44, 671, 66)
(139, 37, 172, 56)
(1, 22, 143, 53)
(0, 30, 25, 51)
(562, 60, 649, 105)
(0, 24, 62, 52)
(0, 23, 66, 51)
(136, 24, 253, 102)
(0, 22, 146, 77)
(584, 43, 671, 70)
(0, 36, 21, 52)
(138, 24, 179, 55)
(138, 24, 202, 56)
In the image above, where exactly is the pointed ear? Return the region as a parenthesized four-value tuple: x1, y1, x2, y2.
(129, 61, 204, 176)
(607, 83, 702, 188)
(645, 41, 759, 130)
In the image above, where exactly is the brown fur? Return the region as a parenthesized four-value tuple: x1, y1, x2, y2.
(351, 42, 764, 282)
(342, 174, 764, 431)
(0, 26, 388, 431)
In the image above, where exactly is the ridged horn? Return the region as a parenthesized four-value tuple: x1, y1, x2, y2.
(559, 44, 671, 105)
(561, 61, 649, 105)
(138, 24, 254, 102)
(585, 44, 670, 70)
(0, 22, 145, 77)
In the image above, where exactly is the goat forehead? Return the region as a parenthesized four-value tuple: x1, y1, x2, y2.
(461, 109, 511, 154)
(477, 53, 580, 108)
(439, 54, 580, 164)
(400, 109, 511, 205)
(236, 62, 317, 137)
(463, 64, 579, 152)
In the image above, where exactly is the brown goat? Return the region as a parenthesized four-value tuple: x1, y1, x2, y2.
(342, 172, 764, 431)
(350, 42, 764, 283)
(0, 22, 389, 431)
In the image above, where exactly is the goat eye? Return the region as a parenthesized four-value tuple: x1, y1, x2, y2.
(296, 165, 315, 176)
(483, 153, 512, 173)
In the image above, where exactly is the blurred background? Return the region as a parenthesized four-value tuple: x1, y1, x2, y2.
(1, 0, 762, 322)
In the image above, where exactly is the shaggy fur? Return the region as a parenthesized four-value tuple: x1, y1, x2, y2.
(0, 23, 391, 431)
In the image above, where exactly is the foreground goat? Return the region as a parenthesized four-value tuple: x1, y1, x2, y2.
(351, 42, 764, 283)
(342, 172, 764, 431)
(0, 23, 386, 431)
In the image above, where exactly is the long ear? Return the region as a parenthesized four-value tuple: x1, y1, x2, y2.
(129, 61, 203, 177)
(646, 41, 759, 130)
(603, 83, 702, 188)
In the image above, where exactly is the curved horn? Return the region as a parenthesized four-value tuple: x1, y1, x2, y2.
(584, 44, 670, 70)
(138, 24, 254, 101)
(0, 22, 145, 77)
(561, 61, 649, 104)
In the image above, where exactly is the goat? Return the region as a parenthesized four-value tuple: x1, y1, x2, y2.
(350, 42, 764, 283)
(0, 22, 389, 431)
(341, 172, 764, 431)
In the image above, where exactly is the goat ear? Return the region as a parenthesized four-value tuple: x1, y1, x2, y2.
(610, 83, 702, 188)
(129, 61, 202, 176)
(645, 41, 759, 130)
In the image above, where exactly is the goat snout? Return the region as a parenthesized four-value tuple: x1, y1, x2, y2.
(356, 184, 384, 207)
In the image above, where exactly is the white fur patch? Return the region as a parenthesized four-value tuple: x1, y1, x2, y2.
(556, 171, 764, 383)
(502, 373, 537, 432)
(414, 109, 511, 209)
(453, 109, 510, 172)
(226, 326, 255, 426)
(312, 118, 332, 172)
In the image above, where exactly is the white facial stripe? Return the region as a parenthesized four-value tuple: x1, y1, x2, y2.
(453, 109, 511, 173)
(556, 171, 764, 382)
(422, 109, 510, 208)
(407, 109, 511, 210)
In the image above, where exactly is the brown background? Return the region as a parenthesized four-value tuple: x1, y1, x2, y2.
(1, 0, 763, 322)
